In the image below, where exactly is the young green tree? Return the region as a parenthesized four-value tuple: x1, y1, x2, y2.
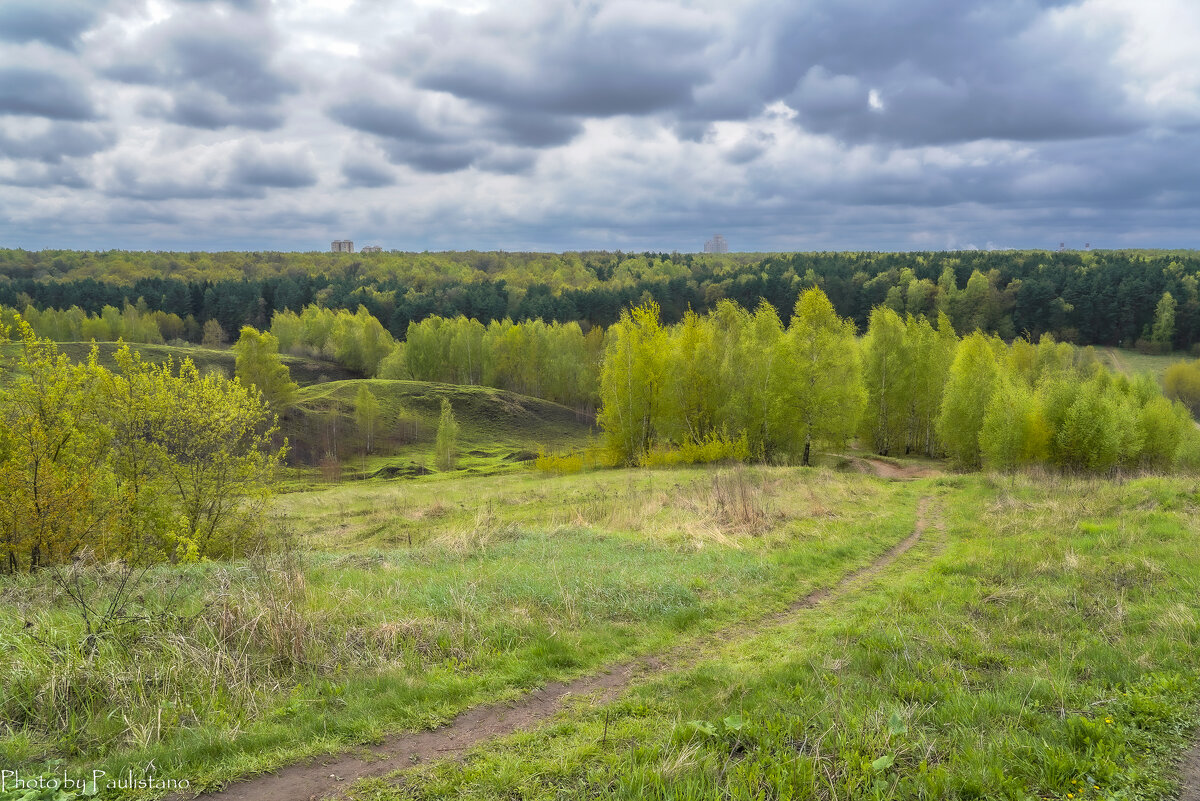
(1151, 291, 1177, 348)
(1163, 359, 1200, 415)
(774, 288, 863, 465)
(978, 376, 1050, 472)
(113, 350, 284, 559)
(902, 312, 957, 456)
(355, 384, 381, 454)
(435, 397, 458, 471)
(859, 306, 909, 455)
(201, 319, 227, 347)
(1054, 378, 1121, 473)
(233, 326, 299, 412)
(0, 325, 112, 572)
(659, 310, 721, 446)
(936, 332, 1000, 467)
(597, 302, 665, 461)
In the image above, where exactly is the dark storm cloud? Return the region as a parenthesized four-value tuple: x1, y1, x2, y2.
(329, 102, 443, 144)
(1, 161, 89, 188)
(488, 111, 583, 148)
(380, 0, 1142, 154)
(0, 67, 96, 120)
(2, 0, 1198, 251)
(0, 0, 102, 51)
(378, 140, 484, 174)
(231, 144, 317, 188)
(141, 89, 286, 131)
(760, 0, 1137, 145)
(107, 165, 242, 201)
(0, 123, 113, 163)
(401, 3, 715, 119)
(341, 159, 396, 188)
(328, 94, 562, 172)
(104, 4, 297, 130)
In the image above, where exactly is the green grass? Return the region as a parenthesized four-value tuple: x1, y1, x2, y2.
(1100, 347, 1191, 383)
(282, 379, 597, 483)
(347, 474, 1200, 801)
(0, 467, 919, 798)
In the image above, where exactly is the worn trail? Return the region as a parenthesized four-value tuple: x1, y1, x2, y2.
(1181, 741, 1200, 801)
(192, 496, 934, 801)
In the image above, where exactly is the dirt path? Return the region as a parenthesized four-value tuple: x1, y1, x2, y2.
(850, 455, 939, 480)
(189, 498, 934, 801)
(1181, 740, 1200, 801)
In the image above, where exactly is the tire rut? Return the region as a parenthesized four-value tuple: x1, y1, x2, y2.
(188, 497, 934, 801)
(1181, 739, 1200, 801)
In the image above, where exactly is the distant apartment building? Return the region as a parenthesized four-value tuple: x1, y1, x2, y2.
(331, 240, 354, 253)
(704, 234, 729, 254)
(360, 245, 383, 253)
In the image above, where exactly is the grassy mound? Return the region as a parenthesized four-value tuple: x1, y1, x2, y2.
(0, 340, 357, 385)
(283, 379, 595, 474)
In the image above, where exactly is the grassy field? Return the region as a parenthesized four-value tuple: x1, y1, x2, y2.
(2, 467, 1198, 800)
(347, 473, 1200, 801)
(0, 466, 926, 799)
(1100, 347, 1191, 383)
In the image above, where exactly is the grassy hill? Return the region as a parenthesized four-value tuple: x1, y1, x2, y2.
(283, 379, 596, 478)
(1100, 347, 1190, 383)
(0, 340, 357, 385)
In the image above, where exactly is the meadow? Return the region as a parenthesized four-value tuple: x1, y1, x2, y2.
(2, 453, 1200, 800)
(3, 306, 1200, 801)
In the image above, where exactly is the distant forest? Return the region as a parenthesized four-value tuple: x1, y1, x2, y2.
(2, 248, 1200, 351)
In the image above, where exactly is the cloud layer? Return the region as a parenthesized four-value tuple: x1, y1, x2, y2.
(1, 0, 1198, 251)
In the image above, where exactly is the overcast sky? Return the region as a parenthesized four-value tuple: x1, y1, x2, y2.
(0, 0, 1197, 252)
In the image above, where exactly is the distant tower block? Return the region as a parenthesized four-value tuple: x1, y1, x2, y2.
(360, 245, 382, 253)
(1058, 242, 1065, 252)
(704, 234, 729, 254)
(331, 240, 354, 253)
(1084, 242, 1091, 251)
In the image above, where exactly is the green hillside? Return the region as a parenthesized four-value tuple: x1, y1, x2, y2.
(283, 379, 596, 477)
(1100, 347, 1190, 383)
(0, 340, 357, 385)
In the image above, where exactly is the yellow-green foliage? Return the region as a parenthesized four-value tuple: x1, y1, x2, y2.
(0, 326, 283, 571)
(639, 431, 751, 468)
(1164, 359, 1200, 415)
(271, 304, 395, 376)
(8, 302, 186, 345)
(435, 398, 458, 471)
(599, 291, 863, 465)
(233, 326, 299, 411)
(399, 315, 604, 410)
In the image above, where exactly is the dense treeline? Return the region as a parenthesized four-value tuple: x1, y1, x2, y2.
(399, 316, 604, 410)
(598, 293, 1200, 474)
(5, 248, 1200, 349)
(0, 324, 283, 572)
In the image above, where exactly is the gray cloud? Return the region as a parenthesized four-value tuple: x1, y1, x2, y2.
(231, 144, 317, 188)
(762, 0, 1139, 145)
(1, 160, 89, 188)
(1, 0, 1199, 250)
(341, 158, 396, 188)
(0, 0, 102, 51)
(104, 4, 296, 130)
(0, 123, 113, 162)
(140, 89, 286, 131)
(327, 93, 560, 172)
(0, 67, 96, 120)
(400, 2, 715, 118)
